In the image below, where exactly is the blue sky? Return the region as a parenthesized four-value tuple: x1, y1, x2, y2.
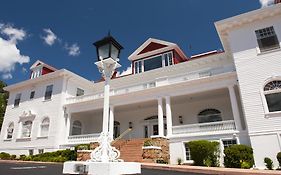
(0, 0, 264, 85)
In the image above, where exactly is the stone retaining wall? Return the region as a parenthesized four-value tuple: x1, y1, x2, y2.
(142, 137, 169, 163)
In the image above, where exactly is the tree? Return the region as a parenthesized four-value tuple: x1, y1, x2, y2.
(0, 81, 8, 130)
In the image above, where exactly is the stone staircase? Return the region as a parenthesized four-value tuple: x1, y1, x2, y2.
(113, 138, 147, 162)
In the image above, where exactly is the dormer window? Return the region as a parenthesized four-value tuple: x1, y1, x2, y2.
(134, 52, 173, 74)
(31, 67, 42, 79)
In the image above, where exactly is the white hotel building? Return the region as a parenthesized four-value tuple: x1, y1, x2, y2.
(0, 2, 281, 168)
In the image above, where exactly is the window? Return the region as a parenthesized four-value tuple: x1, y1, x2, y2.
(14, 93, 21, 107)
(40, 118, 50, 137)
(264, 80, 281, 112)
(134, 52, 173, 74)
(255, 26, 280, 52)
(222, 139, 237, 148)
(76, 88, 84, 96)
(44, 85, 53, 100)
(30, 91, 35, 99)
(113, 121, 120, 139)
(22, 120, 33, 138)
(7, 123, 14, 139)
(29, 149, 34, 156)
(185, 144, 191, 161)
(72, 120, 82, 135)
(198, 109, 222, 123)
(38, 149, 44, 154)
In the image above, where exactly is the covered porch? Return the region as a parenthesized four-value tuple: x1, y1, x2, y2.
(63, 84, 244, 145)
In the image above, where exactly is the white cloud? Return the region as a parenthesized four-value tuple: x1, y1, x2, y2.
(2, 73, 12, 80)
(259, 0, 274, 7)
(42, 28, 57, 46)
(22, 67, 27, 73)
(118, 65, 132, 77)
(0, 24, 30, 78)
(65, 43, 80, 56)
(0, 24, 26, 44)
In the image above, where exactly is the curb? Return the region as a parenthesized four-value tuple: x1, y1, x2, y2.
(0, 159, 63, 165)
(141, 163, 281, 175)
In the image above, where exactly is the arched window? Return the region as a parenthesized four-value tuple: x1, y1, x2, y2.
(22, 120, 33, 138)
(72, 120, 82, 135)
(7, 122, 14, 139)
(264, 80, 281, 112)
(40, 118, 50, 137)
(198, 109, 222, 123)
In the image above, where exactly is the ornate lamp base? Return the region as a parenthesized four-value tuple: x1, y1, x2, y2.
(89, 132, 122, 162)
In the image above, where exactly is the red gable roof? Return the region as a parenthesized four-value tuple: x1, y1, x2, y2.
(137, 42, 168, 55)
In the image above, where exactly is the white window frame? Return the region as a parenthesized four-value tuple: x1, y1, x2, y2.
(134, 51, 173, 74)
(39, 117, 50, 138)
(21, 120, 33, 138)
(6, 122, 14, 140)
(261, 77, 281, 118)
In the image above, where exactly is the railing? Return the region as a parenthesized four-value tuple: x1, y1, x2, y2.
(68, 133, 100, 144)
(172, 120, 236, 135)
(112, 128, 132, 144)
(66, 65, 235, 105)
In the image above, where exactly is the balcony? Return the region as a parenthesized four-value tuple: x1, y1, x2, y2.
(67, 133, 100, 144)
(172, 120, 236, 136)
(65, 65, 235, 105)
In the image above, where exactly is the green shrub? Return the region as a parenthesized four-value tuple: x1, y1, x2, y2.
(0, 152, 10, 160)
(224, 144, 254, 169)
(143, 139, 153, 147)
(19, 155, 26, 160)
(277, 152, 281, 168)
(264, 157, 273, 170)
(187, 140, 220, 167)
(177, 158, 183, 165)
(10, 155, 16, 160)
(75, 144, 90, 150)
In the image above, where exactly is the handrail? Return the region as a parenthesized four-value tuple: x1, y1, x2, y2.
(112, 128, 132, 144)
(172, 120, 235, 129)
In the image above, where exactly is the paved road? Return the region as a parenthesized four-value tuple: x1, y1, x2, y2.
(0, 161, 204, 175)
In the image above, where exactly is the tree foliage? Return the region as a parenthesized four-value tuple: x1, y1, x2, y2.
(0, 81, 8, 130)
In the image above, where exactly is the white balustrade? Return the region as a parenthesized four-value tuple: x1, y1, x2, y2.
(65, 65, 235, 105)
(68, 133, 100, 144)
(172, 120, 236, 135)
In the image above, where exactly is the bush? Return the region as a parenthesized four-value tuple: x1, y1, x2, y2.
(177, 158, 183, 165)
(224, 144, 254, 169)
(143, 139, 153, 147)
(0, 152, 10, 160)
(277, 152, 281, 168)
(75, 144, 90, 151)
(264, 157, 273, 170)
(187, 140, 220, 167)
(10, 155, 16, 160)
(19, 155, 26, 160)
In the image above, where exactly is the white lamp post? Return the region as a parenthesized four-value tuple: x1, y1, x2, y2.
(90, 34, 123, 162)
(63, 34, 141, 175)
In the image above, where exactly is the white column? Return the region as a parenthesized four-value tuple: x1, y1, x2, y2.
(158, 98, 164, 137)
(102, 77, 110, 134)
(228, 85, 242, 131)
(165, 96, 173, 137)
(65, 114, 71, 141)
(109, 105, 114, 139)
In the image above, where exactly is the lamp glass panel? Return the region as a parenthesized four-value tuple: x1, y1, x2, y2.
(98, 44, 110, 59)
(110, 44, 119, 60)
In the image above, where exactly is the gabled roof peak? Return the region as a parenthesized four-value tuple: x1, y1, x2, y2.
(128, 38, 186, 61)
(30, 60, 57, 71)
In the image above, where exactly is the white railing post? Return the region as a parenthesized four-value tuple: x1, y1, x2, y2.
(109, 105, 114, 139)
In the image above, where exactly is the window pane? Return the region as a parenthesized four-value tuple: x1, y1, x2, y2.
(266, 92, 281, 112)
(45, 85, 53, 100)
(76, 88, 84, 96)
(30, 91, 35, 99)
(255, 26, 280, 52)
(185, 144, 191, 160)
(222, 139, 237, 148)
(14, 93, 21, 107)
(7, 123, 14, 139)
(144, 56, 162, 72)
(22, 121, 32, 137)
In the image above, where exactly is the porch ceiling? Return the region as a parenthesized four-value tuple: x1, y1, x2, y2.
(172, 88, 229, 104)
(115, 99, 157, 113)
